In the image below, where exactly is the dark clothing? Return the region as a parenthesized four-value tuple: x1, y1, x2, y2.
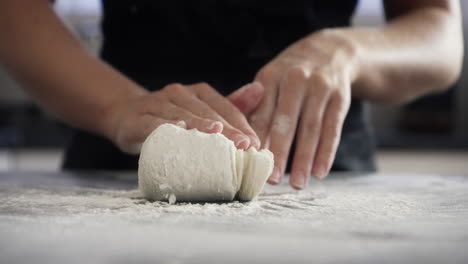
(63, 0, 376, 172)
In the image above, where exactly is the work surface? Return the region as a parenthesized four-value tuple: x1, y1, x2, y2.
(0, 171, 467, 263)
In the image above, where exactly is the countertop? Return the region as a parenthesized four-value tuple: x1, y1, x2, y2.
(1, 171, 467, 263)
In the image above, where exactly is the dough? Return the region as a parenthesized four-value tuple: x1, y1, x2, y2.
(138, 124, 274, 202)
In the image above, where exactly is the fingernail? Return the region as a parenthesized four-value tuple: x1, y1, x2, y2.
(207, 121, 223, 132)
(291, 173, 305, 190)
(268, 167, 281, 184)
(233, 134, 250, 149)
(314, 164, 328, 179)
(176, 120, 187, 128)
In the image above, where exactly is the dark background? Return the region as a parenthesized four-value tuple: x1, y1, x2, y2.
(0, 0, 466, 171)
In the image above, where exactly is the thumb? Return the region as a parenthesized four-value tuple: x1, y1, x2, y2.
(227, 82, 265, 116)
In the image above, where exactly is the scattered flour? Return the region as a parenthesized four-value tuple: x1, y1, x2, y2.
(2, 173, 468, 263)
(272, 114, 293, 135)
(0, 181, 427, 225)
(168, 194, 176, 205)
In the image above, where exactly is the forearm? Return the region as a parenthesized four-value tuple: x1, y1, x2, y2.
(0, 0, 148, 139)
(322, 4, 463, 103)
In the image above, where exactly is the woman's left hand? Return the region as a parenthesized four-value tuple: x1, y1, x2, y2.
(230, 29, 359, 189)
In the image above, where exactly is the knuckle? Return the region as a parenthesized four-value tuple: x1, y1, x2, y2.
(148, 91, 164, 102)
(250, 114, 268, 129)
(273, 148, 289, 161)
(195, 82, 213, 92)
(304, 118, 319, 132)
(286, 67, 308, 83)
(303, 113, 321, 132)
(163, 83, 184, 94)
(309, 71, 332, 89)
(164, 104, 181, 119)
(333, 91, 347, 104)
(257, 66, 276, 82)
(333, 92, 351, 110)
(145, 94, 167, 113)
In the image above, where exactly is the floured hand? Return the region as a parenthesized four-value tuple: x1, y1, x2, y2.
(106, 82, 264, 154)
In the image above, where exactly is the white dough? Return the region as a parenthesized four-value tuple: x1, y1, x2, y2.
(138, 124, 274, 202)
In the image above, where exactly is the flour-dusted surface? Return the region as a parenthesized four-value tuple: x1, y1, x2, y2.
(0, 171, 467, 263)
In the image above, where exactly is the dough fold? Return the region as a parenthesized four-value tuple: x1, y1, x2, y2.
(138, 124, 274, 202)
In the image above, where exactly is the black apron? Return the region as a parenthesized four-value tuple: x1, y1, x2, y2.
(63, 0, 376, 172)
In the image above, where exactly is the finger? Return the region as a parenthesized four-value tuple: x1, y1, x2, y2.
(289, 90, 329, 189)
(250, 67, 280, 149)
(227, 82, 265, 116)
(266, 67, 306, 185)
(155, 102, 225, 134)
(163, 83, 252, 149)
(191, 83, 260, 149)
(312, 92, 350, 179)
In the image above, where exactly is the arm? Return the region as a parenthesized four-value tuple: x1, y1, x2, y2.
(0, 0, 145, 139)
(352, 0, 463, 103)
(229, 0, 463, 189)
(0, 0, 262, 153)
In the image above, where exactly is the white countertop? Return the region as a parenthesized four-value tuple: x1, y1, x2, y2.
(1, 171, 467, 263)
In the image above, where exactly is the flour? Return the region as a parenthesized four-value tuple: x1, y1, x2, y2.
(138, 124, 274, 202)
(2, 172, 468, 264)
(168, 194, 176, 205)
(0, 182, 425, 223)
(272, 114, 293, 135)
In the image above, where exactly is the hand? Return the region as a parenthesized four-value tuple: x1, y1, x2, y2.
(107, 82, 264, 154)
(231, 29, 358, 189)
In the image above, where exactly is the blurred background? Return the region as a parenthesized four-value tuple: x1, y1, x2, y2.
(0, 0, 467, 173)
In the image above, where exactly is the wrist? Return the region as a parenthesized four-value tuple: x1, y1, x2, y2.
(100, 85, 149, 145)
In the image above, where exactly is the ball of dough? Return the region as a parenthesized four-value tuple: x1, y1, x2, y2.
(138, 124, 274, 202)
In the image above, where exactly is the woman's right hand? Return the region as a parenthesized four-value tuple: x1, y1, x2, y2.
(106, 82, 264, 155)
